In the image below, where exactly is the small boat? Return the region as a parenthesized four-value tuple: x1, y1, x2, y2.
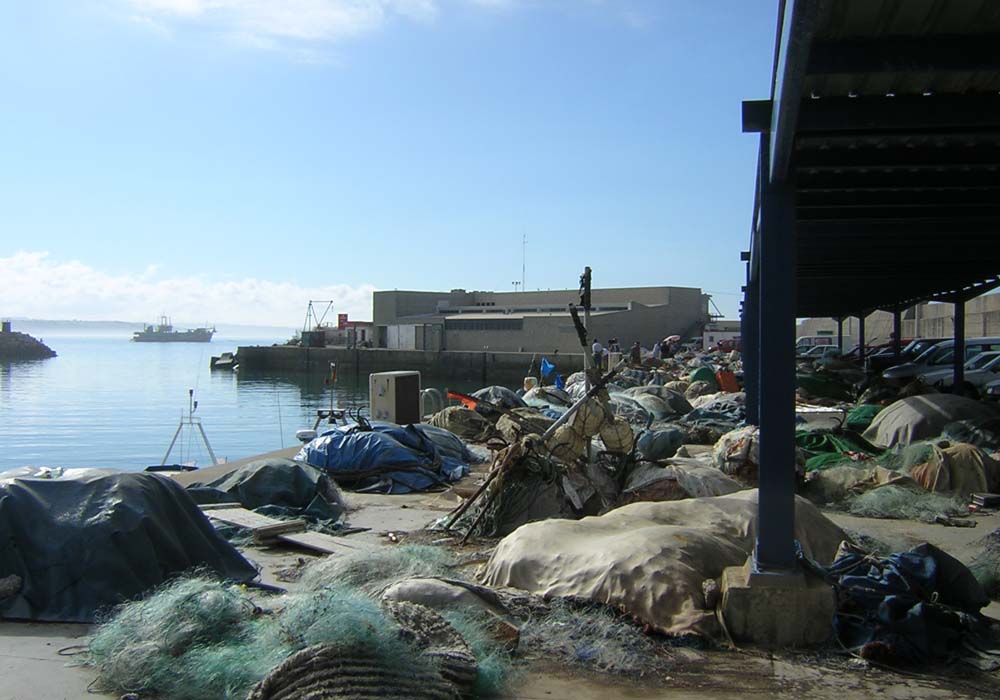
(133, 315, 215, 343)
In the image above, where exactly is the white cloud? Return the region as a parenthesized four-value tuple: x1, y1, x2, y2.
(120, 0, 441, 47)
(0, 251, 376, 326)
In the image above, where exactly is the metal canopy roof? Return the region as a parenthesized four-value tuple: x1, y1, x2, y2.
(743, 0, 1000, 318)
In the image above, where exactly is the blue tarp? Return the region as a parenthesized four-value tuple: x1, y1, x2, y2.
(296, 424, 469, 494)
(804, 542, 989, 664)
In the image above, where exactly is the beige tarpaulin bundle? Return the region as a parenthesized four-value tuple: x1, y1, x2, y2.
(429, 406, 496, 442)
(802, 464, 917, 504)
(497, 408, 555, 444)
(481, 489, 845, 637)
(910, 442, 1000, 498)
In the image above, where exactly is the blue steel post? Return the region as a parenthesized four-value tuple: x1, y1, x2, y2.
(744, 272, 760, 426)
(836, 317, 843, 352)
(755, 136, 797, 572)
(857, 314, 866, 368)
(893, 309, 902, 359)
(954, 299, 966, 388)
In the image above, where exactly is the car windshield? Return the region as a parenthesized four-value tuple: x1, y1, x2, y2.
(913, 343, 948, 364)
(966, 353, 1000, 370)
(974, 353, 1000, 370)
(926, 344, 994, 366)
(907, 339, 939, 356)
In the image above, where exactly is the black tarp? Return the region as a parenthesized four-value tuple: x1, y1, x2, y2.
(186, 458, 345, 522)
(0, 468, 257, 622)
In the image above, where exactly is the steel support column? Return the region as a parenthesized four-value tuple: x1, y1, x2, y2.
(857, 314, 866, 367)
(954, 299, 966, 388)
(755, 136, 797, 572)
(836, 317, 843, 352)
(893, 308, 902, 359)
(744, 276, 760, 426)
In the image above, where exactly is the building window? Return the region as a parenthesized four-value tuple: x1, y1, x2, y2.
(446, 319, 524, 331)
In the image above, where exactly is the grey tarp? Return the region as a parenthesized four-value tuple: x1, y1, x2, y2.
(0, 468, 257, 622)
(863, 395, 1000, 449)
(186, 458, 346, 522)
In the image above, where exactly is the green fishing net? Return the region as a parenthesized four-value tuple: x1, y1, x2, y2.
(845, 484, 964, 522)
(87, 542, 683, 699)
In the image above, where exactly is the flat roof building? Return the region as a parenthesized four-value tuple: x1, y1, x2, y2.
(373, 286, 710, 353)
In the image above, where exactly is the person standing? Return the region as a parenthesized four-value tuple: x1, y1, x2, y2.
(652, 340, 662, 361)
(591, 338, 604, 369)
(629, 341, 641, 366)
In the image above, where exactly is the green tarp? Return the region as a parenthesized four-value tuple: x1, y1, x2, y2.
(846, 404, 884, 432)
(688, 367, 719, 393)
(795, 430, 886, 472)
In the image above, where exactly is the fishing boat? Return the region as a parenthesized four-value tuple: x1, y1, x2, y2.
(133, 315, 215, 343)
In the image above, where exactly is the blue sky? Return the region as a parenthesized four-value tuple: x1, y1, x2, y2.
(0, 0, 778, 324)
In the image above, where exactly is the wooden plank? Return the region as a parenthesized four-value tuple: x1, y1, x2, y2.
(252, 519, 307, 544)
(204, 506, 282, 531)
(277, 530, 367, 554)
(199, 502, 244, 511)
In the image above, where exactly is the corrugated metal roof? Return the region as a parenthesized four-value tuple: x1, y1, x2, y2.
(805, 0, 1000, 97)
(747, 0, 1000, 316)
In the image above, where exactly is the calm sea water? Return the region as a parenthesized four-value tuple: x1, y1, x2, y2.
(0, 332, 481, 471)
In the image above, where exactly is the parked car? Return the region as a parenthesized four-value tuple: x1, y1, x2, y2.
(867, 337, 946, 374)
(983, 377, 1000, 401)
(883, 337, 1000, 382)
(918, 351, 1000, 388)
(799, 345, 843, 359)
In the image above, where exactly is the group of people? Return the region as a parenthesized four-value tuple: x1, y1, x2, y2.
(591, 336, 681, 369)
(591, 337, 643, 368)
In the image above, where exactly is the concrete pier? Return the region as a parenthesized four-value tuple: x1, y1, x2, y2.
(235, 346, 584, 383)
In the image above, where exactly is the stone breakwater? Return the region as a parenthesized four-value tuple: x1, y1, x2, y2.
(0, 331, 57, 360)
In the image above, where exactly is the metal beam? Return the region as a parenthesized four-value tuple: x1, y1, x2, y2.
(796, 95, 1000, 133)
(769, 0, 828, 183)
(742, 100, 772, 133)
(755, 135, 797, 572)
(797, 205, 1000, 221)
(807, 35, 1000, 75)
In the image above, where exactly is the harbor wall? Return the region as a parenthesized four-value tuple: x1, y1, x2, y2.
(235, 346, 585, 383)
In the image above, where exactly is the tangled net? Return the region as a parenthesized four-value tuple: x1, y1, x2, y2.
(86, 542, 680, 698)
(845, 485, 964, 522)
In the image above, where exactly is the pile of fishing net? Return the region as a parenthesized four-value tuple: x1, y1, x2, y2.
(449, 439, 585, 539)
(844, 484, 966, 522)
(86, 546, 503, 700)
(86, 545, 681, 698)
(803, 439, 1000, 521)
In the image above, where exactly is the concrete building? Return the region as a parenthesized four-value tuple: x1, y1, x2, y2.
(796, 294, 1000, 347)
(373, 286, 710, 353)
(703, 320, 741, 349)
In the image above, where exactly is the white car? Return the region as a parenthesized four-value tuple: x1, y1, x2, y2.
(918, 351, 1000, 388)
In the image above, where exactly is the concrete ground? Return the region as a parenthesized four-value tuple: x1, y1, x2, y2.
(2, 483, 999, 700)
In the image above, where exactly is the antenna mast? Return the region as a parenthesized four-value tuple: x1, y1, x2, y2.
(521, 232, 526, 290)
